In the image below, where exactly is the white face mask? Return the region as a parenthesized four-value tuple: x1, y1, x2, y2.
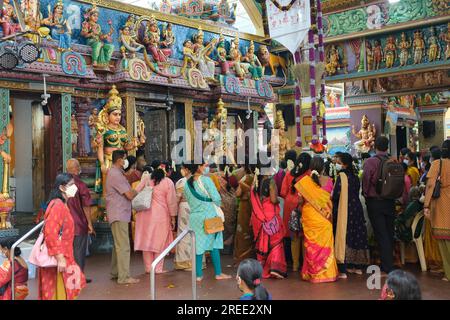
(403, 159, 409, 166)
(123, 159, 129, 170)
(419, 195, 425, 203)
(65, 184, 78, 198)
(335, 164, 343, 171)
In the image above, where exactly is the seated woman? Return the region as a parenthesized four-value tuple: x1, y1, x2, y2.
(0, 239, 29, 300)
(295, 156, 338, 283)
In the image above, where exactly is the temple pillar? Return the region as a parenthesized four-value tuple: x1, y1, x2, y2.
(184, 98, 194, 161)
(125, 94, 136, 156)
(0, 89, 10, 184)
(74, 98, 91, 157)
(62, 93, 72, 171)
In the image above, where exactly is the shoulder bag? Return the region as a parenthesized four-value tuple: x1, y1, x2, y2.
(132, 185, 153, 211)
(432, 159, 442, 199)
(29, 201, 65, 268)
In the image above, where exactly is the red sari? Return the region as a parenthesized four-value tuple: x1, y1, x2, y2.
(250, 187, 287, 279)
(38, 199, 86, 300)
(0, 259, 29, 300)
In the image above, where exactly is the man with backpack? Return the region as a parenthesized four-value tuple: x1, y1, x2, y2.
(363, 136, 405, 274)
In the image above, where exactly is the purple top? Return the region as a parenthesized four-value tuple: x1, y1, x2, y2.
(67, 175, 92, 235)
(362, 151, 388, 199)
(273, 169, 286, 193)
(106, 166, 132, 224)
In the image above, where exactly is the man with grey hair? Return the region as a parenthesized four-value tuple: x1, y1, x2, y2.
(66, 158, 94, 283)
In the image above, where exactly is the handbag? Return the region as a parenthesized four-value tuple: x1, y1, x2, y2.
(197, 177, 225, 222)
(254, 195, 280, 236)
(195, 177, 225, 234)
(132, 185, 153, 211)
(432, 159, 442, 199)
(288, 208, 302, 233)
(29, 202, 64, 268)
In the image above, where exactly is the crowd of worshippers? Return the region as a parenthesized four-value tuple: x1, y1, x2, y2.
(2, 138, 449, 300)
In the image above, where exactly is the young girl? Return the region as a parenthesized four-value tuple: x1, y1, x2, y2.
(0, 239, 29, 300)
(380, 270, 421, 300)
(237, 259, 272, 300)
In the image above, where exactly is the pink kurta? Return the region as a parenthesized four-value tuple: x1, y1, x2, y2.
(134, 177, 178, 253)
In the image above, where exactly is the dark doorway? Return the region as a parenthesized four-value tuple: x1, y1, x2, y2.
(143, 107, 169, 162)
(396, 126, 407, 158)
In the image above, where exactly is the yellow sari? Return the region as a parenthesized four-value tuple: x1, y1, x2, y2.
(295, 176, 338, 283)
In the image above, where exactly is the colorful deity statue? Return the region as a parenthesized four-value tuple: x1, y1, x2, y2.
(161, 23, 175, 51)
(144, 15, 171, 64)
(427, 27, 440, 62)
(441, 23, 450, 60)
(384, 36, 396, 68)
(42, 0, 71, 50)
(81, 4, 114, 67)
(95, 85, 144, 192)
(120, 16, 144, 68)
(366, 41, 374, 71)
(180, 39, 198, 78)
(352, 114, 376, 154)
(88, 107, 99, 153)
(398, 32, 411, 67)
(413, 30, 425, 64)
(271, 110, 291, 161)
(216, 33, 231, 75)
(71, 114, 78, 154)
(21, 2, 51, 44)
(241, 41, 263, 80)
(373, 40, 383, 70)
(229, 35, 246, 79)
(192, 27, 218, 82)
(160, 0, 172, 14)
(0, 122, 14, 229)
(325, 45, 340, 76)
(0, 0, 20, 37)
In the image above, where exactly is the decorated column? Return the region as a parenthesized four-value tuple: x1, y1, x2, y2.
(0, 89, 10, 182)
(125, 95, 136, 156)
(184, 98, 194, 161)
(62, 93, 72, 171)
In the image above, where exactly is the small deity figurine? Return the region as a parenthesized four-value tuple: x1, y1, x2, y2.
(384, 35, 396, 68)
(180, 39, 198, 77)
(427, 27, 440, 62)
(0, 0, 20, 37)
(373, 40, 383, 70)
(136, 114, 146, 146)
(352, 114, 376, 154)
(22, 3, 51, 44)
(270, 110, 290, 161)
(192, 27, 218, 82)
(161, 23, 175, 50)
(120, 16, 144, 68)
(440, 23, 450, 60)
(216, 33, 231, 75)
(366, 41, 374, 71)
(42, 0, 72, 50)
(81, 4, 115, 67)
(241, 41, 263, 80)
(229, 35, 246, 79)
(95, 85, 142, 192)
(325, 45, 340, 76)
(412, 30, 425, 64)
(88, 107, 99, 153)
(71, 114, 78, 154)
(397, 32, 411, 67)
(144, 15, 172, 64)
(159, 0, 172, 14)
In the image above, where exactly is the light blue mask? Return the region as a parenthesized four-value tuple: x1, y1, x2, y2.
(203, 166, 210, 175)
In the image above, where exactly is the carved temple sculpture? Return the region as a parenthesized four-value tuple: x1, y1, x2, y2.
(0, 123, 14, 230)
(413, 30, 425, 64)
(41, 0, 72, 50)
(270, 110, 291, 161)
(94, 85, 144, 195)
(384, 35, 397, 68)
(352, 114, 376, 154)
(398, 32, 411, 67)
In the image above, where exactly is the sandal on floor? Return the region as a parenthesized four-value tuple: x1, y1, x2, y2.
(215, 273, 232, 280)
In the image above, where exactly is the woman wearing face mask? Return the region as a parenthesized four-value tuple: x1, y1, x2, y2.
(0, 239, 29, 300)
(404, 151, 420, 187)
(332, 153, 369, 278)
(38, 173, 86, 300)
(183, 162, 231, 282)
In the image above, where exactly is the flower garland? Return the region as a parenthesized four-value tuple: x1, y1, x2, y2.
(269, 0, 298, 11)
(316, 0, 327, 145)
(308, 18, 318, 145)
(294, 49, 302, 147)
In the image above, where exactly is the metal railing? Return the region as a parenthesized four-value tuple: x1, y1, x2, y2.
(150, 228, 196, 300)
(10, 220, 44, 300)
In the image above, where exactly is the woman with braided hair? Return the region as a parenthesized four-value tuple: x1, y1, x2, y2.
(237, 258, 272, 300)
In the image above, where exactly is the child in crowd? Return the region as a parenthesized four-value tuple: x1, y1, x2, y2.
(380, 270, 421, 300)
(0, 239, 29, 300)
(237, 259, 272, 300)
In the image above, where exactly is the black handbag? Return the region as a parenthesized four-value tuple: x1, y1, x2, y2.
(288, 208, 302, 233)
(432, 159, 442, 199)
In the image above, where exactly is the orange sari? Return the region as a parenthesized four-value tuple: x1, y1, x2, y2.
(295, 176, 338, 283)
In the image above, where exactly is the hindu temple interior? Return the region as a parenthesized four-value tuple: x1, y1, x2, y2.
(0, 0, 449, 301)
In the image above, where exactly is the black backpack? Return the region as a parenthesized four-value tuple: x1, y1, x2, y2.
(375, 155, 405, 199)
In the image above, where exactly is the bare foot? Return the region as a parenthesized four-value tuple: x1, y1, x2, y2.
(156, 270, 170, 274)
(215, 273, 232, 280)
(442, 277, 449, 282)
(118, 277, 140, 285)
(270, 271, 285, 279)
(196, 277, 203, 282)
(338, 273, 348, 279)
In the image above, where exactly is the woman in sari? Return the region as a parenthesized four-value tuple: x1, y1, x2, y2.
(280, 153, 311, 272)
(295, 156, 338, 283)
(134, 165, 177, 274)
(214, 162, 238, 254)
(38, 173, 86, 300)
(250, 165, 287, 279)
(0, 239, 28, 300)
(332, 153, 369, 278)
(234, 162, 256, 264)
